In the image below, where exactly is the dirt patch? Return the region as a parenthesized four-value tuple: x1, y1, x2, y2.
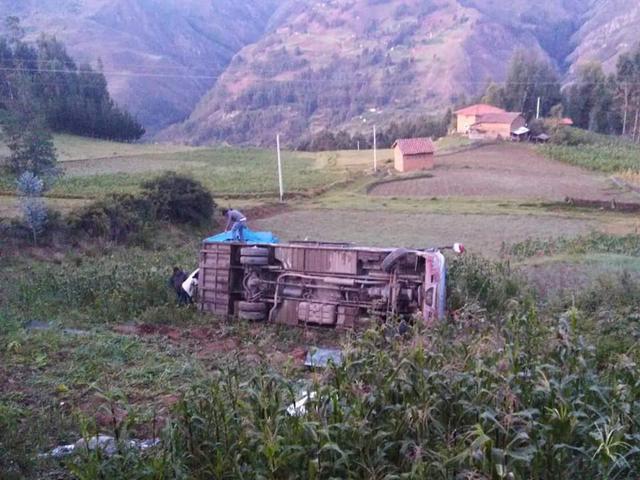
(111, 323, 314, 366)
(369, 144, 637, 202)
(244, 203, 290, 221)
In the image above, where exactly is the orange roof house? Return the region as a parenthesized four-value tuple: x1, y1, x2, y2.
(469, 112, 526, 140)
(392, 137, 435, 172)
(454, 104, 506, 134)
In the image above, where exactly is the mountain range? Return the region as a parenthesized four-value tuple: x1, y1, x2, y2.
(2, 0, 639, 145)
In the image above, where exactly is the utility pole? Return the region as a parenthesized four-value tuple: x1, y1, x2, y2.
(536, 97, 541, 120)
(373, 125, 377, 172)
(276, 134, 284, 203)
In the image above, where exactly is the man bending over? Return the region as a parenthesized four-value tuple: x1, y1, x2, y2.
(222, 208, 247, 242)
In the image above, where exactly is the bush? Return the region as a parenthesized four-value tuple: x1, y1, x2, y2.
(66, 173, 216, 245)
(142, 172, 216, 227)
(68, 194, 153, 243)
(549, 126, 600, 146)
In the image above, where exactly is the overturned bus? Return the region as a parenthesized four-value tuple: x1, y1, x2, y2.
(198, 233, 461, 329)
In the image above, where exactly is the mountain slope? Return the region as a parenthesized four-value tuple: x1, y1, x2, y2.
(3, 0, 639, 145)
(0, 0, 278, 134)
(568, 0, 640, 76)
(161, 0, 594, 145)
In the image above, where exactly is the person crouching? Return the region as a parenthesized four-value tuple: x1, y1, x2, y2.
(222, 208, 247, 242)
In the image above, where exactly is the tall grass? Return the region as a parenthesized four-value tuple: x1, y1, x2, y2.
(68, 307, 640, 479)
(1, 245, 197, 327)
(3, 247, 639, 479)
(63, 255, 640, 479)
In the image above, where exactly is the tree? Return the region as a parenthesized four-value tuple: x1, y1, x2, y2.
(4, 16, 25, 44)
(564, 62, 618, 133)
(0, 32, 145, 141)
(481, 82, 507, 109)
(1, 112, 59, 179)
(615, 44, 640, 140)
(501, 50, 561, 119)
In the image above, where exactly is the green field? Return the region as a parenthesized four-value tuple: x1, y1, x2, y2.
(0, 135, 480, 202)
(1, 149, 344, 199)
(537, 129, 640, 178)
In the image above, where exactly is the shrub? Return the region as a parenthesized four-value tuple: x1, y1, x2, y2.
(142, 172, 216, 227)
(549, 126, 599, 146)
(68, 194, 153, 243)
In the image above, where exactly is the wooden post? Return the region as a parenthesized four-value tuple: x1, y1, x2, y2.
(373, 125, 377, 172)
(276, 134, 284, 202)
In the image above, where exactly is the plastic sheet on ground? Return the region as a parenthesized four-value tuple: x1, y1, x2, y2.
(304, 348, 343, 368)
(286, 390, 317, 416)
(204, 228, 279, 244)
(39, 435, 160, 458)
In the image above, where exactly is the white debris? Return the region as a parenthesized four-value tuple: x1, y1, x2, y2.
(286, 390, 317, 416)
(39, 435, 160, 459)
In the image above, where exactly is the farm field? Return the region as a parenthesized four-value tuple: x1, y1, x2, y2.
(253, 209, 606, 256)
(370, 143, 639, 202)
(2, 135, 640, 479)
(0, 134, 200, 162)
(0, 135, 346, 199)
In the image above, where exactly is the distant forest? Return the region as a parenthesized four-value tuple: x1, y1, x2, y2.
(0, 21, 144, 142)
(297, 112, 451, 151)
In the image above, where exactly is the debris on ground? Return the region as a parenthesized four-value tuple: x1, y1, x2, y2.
(304, 347, 343, 368)
(24, 320, 89, 336)
(39, 435, 160, 459)
(286, 390, 317, 416)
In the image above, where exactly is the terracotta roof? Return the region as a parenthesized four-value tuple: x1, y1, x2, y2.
(392, 137, 435, 155)
(473, 112, 523, 125)
(454, 104, 506, 116)
(559, 117, 574, 125)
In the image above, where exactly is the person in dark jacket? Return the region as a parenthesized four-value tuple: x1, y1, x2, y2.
(222, 208, 247, 242)
(169, 267, 190, 304)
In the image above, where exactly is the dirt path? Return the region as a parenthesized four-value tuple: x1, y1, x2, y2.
(370, 144, 637, 202)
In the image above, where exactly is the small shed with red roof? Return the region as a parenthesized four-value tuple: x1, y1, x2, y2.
(454, 104, 506, 134)
(392, 137, 436, 172)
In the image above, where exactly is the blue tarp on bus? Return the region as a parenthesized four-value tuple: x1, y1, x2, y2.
(204, 228, 279, 244)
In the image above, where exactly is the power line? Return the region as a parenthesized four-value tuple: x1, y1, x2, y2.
(3, 66, 640, 88)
